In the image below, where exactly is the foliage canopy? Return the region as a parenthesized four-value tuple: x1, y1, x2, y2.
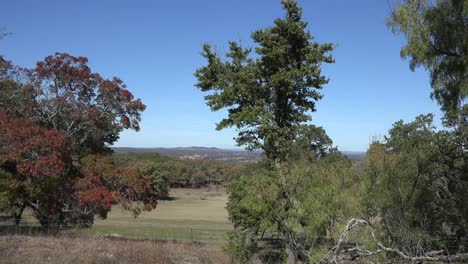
(388, 0, 467, 123)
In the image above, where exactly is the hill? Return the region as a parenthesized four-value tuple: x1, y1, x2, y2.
(113, 147, 261, 163)
(113, 147, 366, 162)
(342, 151, 366, 162)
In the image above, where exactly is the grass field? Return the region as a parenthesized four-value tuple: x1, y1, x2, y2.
(1, 186, 232, 248)
(80, 186, 232, 248)
(0, 187, 234, 263)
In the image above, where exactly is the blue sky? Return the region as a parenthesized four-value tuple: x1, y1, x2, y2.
(1, 0, 442, 151)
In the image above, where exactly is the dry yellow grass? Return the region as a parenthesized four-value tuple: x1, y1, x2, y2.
(0, 234, 232, 264)
(0, 187, 234, 263)
(83, 186, 232, 247)
(4, 187, 232, 247)
(100, 186, 231, 227)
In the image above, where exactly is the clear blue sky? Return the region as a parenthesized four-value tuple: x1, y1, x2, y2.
(1, 0, 442, 151)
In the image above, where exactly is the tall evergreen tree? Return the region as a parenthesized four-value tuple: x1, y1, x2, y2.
(195, 0, 333, 162)
(195, 1, 335, 262)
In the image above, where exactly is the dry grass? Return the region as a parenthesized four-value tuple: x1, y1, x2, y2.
(4, 187, 232, 247)
(92, 186, 231, 229)
(106, 186, 230, 224)
(0, 187, 234, 262)
(0, 234, 232, 264)
(82, 186, 232, 247)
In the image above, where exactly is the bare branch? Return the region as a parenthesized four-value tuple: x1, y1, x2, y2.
(325, 218, 468, 263)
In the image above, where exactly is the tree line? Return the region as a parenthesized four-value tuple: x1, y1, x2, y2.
(113, 152, 245, 193)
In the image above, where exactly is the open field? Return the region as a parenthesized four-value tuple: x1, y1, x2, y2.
(1, 186, 232, 249)
(0, 235, 231, 264)
(84, 186, 232, 247)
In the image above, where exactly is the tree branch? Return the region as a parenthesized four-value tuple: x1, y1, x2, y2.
(326, 218, 468, 263)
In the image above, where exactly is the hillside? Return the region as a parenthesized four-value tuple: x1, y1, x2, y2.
(113, 147, 365, 162)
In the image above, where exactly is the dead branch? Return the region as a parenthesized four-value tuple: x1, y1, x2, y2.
(325, 218, 468, 263)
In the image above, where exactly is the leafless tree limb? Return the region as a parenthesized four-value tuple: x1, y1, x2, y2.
(325, 218, 468, 263)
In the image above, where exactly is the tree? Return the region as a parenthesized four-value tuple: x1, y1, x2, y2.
(195, 1, 335, 262)
(0, 53, 156, 227)
(326, 2, 468, 261)
(226, 152, 357, 263)
(292, 125, 336, 160)
(137, 161, 171, 196)
(0, 109, 75, 225)
(195, 0, 333, 162)
(78, 156, 158, 220)
(387, 0, 467, 124)
(2, 53, 145, 154)
(0, 108, 157, 227)
(329, 115, 467, 263)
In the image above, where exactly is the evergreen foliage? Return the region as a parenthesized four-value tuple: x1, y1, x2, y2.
(195, 0, 333, 162)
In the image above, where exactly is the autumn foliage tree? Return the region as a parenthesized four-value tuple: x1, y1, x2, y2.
(0, 110, 72, 225)
(32, 53, 144, 153)
(0, 53, 157, 227)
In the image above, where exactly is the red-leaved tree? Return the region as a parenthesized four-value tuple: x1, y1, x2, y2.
(31, 53, 146, 154)
(0, 53, 157, 227)
(0, 109, 73, 225)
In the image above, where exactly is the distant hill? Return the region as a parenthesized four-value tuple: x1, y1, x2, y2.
(112, 147, 261, 163)
(342, 151, 366, 162)
(113, 147, 365, 163)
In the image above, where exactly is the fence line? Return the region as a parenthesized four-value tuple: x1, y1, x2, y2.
(0, 219, 230, 247)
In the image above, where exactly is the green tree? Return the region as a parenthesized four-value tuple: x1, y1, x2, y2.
(226, 152, 356, 263)
(137, 162, 171, 196)
(358, 114, 467, 259)
(195, 0, 333, 162)
(387, 0, 467, 124)
(195, 1, 336, 262)
(292, 125, 336, 160)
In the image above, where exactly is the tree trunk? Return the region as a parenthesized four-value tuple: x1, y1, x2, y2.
(13, 204, 25, 225)
(286, 243, 296, 264)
